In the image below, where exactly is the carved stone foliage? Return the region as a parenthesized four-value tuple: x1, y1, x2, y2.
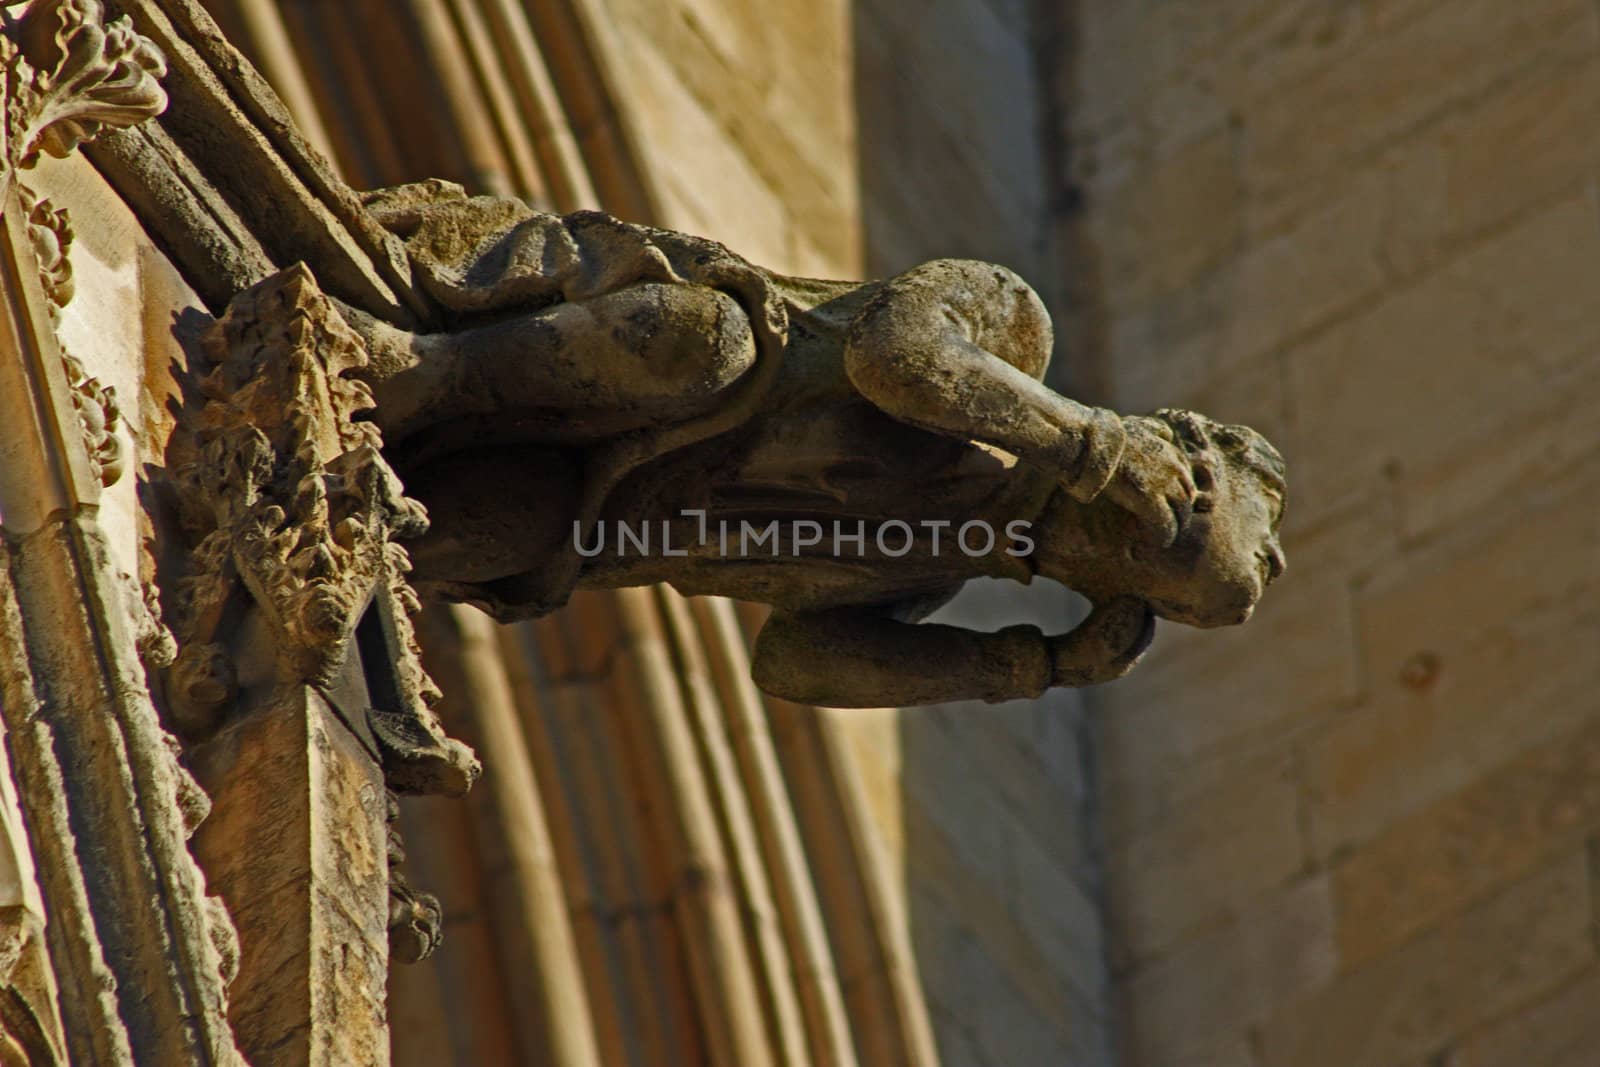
(18, 185, 71, 310)
(61, 350, 123, 486)
(173, 263, 419, 693)
(0, 0, 165, 492)
(13, 187, 126, 492)
(4, 0, 168, 169)
(170, 263, 478, 795)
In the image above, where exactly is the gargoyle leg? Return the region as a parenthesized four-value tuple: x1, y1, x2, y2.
(751, 596, 1156, 708)
(355, 282, 759, 445)
(751, 607, 1051, 707)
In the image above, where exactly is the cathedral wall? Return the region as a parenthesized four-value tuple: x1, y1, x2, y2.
(1054, 2, 1600, 1064)
(596, 0, 861, 276)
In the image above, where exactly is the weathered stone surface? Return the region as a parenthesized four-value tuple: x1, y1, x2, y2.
(1446, 969, 1600, 1067)
(1091, 130, 1241, 313)
(897, 753, 1105, 1015)
(1286, 194, 1600, 510)
(189, 687, 391, 1067)
(1218, 168, 1389, 370)
(602, 0, 859, 275)
(1096, 572, 1355, 840)
(1302, 475, 1600, 859)
(1394, 353, 1600, 543)
(1382, 51, 1600, 277)
(1258, 854, 1593, 1067)
(1107, 749, 1304, 965)
(1243, 0, 1595, 200)
(1332, 715, 1600, 967)
(1065, 2, 1600, 1064)
(1122, 874, 1335, 1067)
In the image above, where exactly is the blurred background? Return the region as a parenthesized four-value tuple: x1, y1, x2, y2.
(200, 1, 1600, 1064)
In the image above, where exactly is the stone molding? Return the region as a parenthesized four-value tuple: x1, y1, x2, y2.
(3, 0, 168, 492)
(0, 3, 247, 1063)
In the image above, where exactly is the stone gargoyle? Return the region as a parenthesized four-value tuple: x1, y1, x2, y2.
(344, 181, 1286, 708)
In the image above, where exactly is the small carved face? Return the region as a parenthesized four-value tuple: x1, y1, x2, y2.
(1033, 412, 1287, 627)
(1142, 453, 1286, 627)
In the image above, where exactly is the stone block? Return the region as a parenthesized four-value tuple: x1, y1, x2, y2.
(1069, 5, 1159, 134)
(607, 0, 858, 244)
(1183, 346, 1289, 447)
(855, 0, 1047, 266)
(611, 25, 792, 268)
(1105, 748, 1305, 965)
(1244, 0, 1595, 199)
(1219, 167, 1389, 369)
(1285, 194, 1600, 509)
(914, 881, 1109, 1067)
(1213, 0, 1367, 105)
(968, 950, 1108, 1067)
(1383, 53, 1600, 278)
(1274, 483, 1399, 591)
(1092, 129, 1242, 310)
(1333, 716, 1600, 967)
(1258, 853, 1593, 1067)
(1140, 69, 1231, 161)
(896, 719, 1026, 889)
(1122, 874, 1335, 1065)
(903, 841, 1089, 1054)
(1096, 573, 1356, 840)
(1302, 476, 1600, 858)
(1446, 969, 1600, 1067)
(922, 702, 1096, 884)
(1100, 271, 1229, 408)
(1395, 353, 1600, 544)
(1005, 815, 1106, 1006)
(858, 0, 1035, 171)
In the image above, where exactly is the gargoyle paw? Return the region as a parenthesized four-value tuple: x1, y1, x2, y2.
(1048, 596, 1156, 687)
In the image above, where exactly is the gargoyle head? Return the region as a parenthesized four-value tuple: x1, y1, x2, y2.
(1035, 409, 1286, 628)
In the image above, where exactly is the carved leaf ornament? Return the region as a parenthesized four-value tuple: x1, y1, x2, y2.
(1, 1, 168, 488)
(5, 0, 167, 169)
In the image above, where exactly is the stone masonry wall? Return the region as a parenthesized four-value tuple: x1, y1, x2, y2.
(597, 0, 861, 277)
(1051, 2, 1600, 1064)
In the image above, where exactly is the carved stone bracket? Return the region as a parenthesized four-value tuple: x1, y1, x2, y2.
(169, 262, 478, 790)
(170, 264, 476, 993)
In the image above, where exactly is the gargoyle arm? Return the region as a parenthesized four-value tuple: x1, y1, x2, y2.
(843, 259, 1129, 502)
(751, 598, 1155, 707)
